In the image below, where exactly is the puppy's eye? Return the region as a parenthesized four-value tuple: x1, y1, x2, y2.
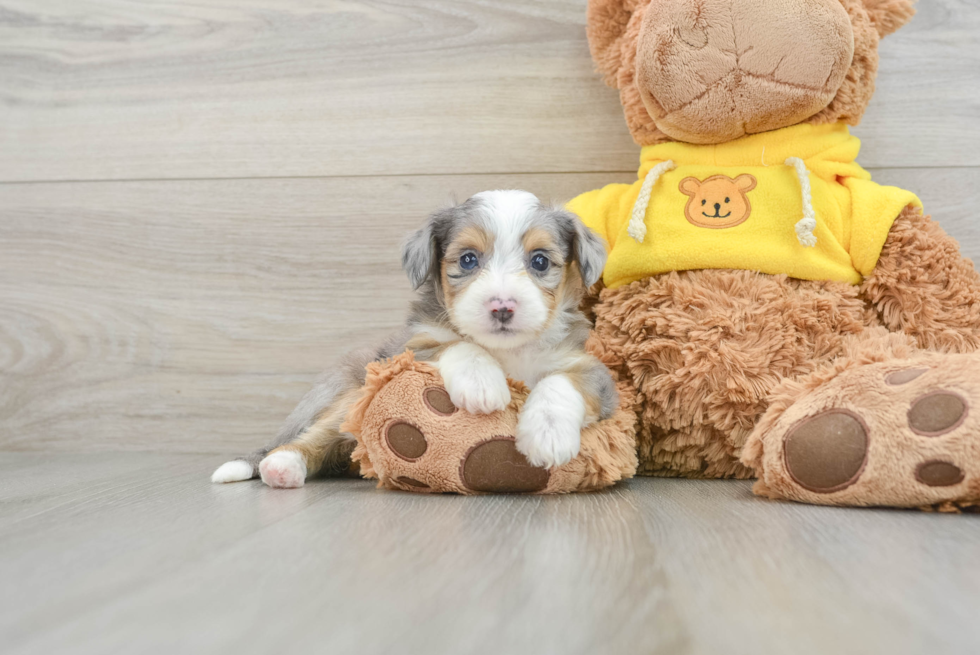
(459, 252, 479, 271)
(530, 253, 550, 272)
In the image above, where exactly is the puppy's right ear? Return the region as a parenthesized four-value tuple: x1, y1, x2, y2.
(401, 207, 453, 290)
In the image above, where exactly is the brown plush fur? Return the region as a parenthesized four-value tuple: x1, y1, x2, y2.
(860, 206, 980, 353)
(863, 0, 918, 36)
(589, 269, 879, 477)
(588, 0, 667, 146)
(587, 0, 908, 146)
(807, 0, 883, 129)
(634, 0, 856, 143)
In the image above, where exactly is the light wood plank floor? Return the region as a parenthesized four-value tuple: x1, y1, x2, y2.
(3, 452, 980, 655)
(2, 1, 980, 653)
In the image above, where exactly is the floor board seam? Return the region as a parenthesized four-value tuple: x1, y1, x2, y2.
(1, 164, 978, 186)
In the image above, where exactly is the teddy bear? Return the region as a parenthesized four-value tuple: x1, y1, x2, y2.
(566, 0, 980, 508)
(345, 0, 980, 508)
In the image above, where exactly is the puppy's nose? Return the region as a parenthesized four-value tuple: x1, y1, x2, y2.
(488, 298, 516, 325)
(714, 202, 721, 212)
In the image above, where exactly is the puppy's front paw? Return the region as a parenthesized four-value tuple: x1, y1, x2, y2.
(516, 375, 584, 468)
(259, 450, 307, 488)
(445, 365, 511, 414)
(438, 343, 510, 414)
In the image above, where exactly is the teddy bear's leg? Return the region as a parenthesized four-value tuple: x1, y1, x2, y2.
(346, 360, 555, 494)
(634, 423, 754, 478)
(861, 205, 980, 353)
(345, 353, 638, 494)
(587, 323, 747, 477)
(590, 270, 872, 477)
(743, 329, 980, 509)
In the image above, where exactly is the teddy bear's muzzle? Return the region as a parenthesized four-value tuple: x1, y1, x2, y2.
(634, 0, 855, 144)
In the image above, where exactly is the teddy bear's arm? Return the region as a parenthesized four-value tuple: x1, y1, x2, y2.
(860, 206, 980, 353)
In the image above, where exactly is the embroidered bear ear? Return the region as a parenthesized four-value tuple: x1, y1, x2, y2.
(862, 0, 916, 38)
(734, 174, 758, 193)
(586, 0, 652, 88)
(678, 177, 701, 197)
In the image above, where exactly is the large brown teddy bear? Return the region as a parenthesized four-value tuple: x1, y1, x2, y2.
(567, 0, 980, 508)
(346, 0, 980, 508)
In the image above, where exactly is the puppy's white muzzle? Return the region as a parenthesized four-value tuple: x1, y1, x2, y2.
(453, 271, 549, 349)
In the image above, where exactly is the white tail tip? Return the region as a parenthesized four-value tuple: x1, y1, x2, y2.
(211, 460, 254, 484)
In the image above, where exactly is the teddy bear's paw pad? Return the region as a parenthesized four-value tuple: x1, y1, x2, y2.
(460, 437, 550, 493)
(783, 409, 869, 493)
(385, 422, 427, 461)
(907, 391, 968, 436)
(423, 387, 457, 416)
(885, 367, 928, 386)
(915, 460, 965, 487)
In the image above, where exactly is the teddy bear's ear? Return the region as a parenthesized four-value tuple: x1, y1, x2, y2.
(586, 0, 651, 87)
(862, 0, 916, 38)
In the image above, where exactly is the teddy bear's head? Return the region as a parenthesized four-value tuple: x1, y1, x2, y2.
(587, 0, 916, 146)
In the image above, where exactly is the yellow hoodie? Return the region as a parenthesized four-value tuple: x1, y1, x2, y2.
(567, 122, 921, 289)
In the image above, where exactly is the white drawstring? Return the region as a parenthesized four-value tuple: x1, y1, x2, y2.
(785, 156, 817, 247)
(628, 159, 676, 243)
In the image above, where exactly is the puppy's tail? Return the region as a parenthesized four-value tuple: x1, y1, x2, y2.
(211, 449, 268, 484)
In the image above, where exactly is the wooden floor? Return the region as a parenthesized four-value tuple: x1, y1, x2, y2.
(3, 452, 980, 655)
(2, 1, 980, 653)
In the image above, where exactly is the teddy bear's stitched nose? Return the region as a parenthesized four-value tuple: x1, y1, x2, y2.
(714, 203, 721, 212)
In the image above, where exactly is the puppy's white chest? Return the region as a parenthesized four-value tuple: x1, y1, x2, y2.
(491, 348, 552, 387)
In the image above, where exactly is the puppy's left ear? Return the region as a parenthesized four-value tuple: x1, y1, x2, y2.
(555, 209, 607, 288)
(863, 0, 916, 38)
(402, 207, 453, 290)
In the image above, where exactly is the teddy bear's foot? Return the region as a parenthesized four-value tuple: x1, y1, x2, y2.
(356, 378, 552, 494)
(744, 353, 980, 508)
(341, 351, 637, 494)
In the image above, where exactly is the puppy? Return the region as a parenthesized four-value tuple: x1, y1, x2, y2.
(211, 190, 617, 488)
